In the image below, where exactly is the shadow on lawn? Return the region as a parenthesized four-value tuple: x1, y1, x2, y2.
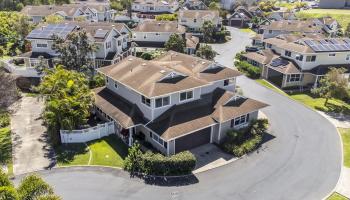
(101, 135, 128, 159)
(55, 143, 89, 164)
(0, 128, 12, 165)
(315, 103, 350, 115)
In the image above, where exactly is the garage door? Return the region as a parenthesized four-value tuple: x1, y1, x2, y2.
(230, 20, 242, 27)
(175, 127, 211, 153)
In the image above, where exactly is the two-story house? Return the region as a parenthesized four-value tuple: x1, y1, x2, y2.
(252, 20, 325, 46)
(228, 6, 265, 28)
(242, 33, 350, 89)
(132, 21, 186, 48)
(131, 0, 179, 13)
(93, 51, 268, 155)
(268, 11, 297, 21)
(178, 10, 221, 33)
(181, 0, 208, 10)
(311, 17, 340, 37)
(19, 22, 132, 69)
(21, 3, 114, 23)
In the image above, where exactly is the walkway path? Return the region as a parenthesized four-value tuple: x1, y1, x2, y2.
(11, 96, 55, 175)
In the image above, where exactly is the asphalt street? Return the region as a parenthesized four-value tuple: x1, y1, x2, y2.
(14, 27, 342, 200)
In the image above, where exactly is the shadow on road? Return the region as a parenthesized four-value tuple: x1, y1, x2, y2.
(130, 173, 199, 187)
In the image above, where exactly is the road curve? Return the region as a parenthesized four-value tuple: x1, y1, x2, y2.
(13, 27, 342, 200)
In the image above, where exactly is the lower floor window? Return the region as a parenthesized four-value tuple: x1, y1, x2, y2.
(287, 74, 302, 82)
(151, 132, 165, 146)
(231, 114, 250, 128)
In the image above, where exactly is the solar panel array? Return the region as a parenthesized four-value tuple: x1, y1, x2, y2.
(270, 58, 289, 67)
(27, 24, 76, 40)
(94, 29, 109, 38)
(304, 39, 350, 52)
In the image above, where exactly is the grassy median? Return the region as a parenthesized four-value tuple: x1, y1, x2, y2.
(327, 192, 349, 200)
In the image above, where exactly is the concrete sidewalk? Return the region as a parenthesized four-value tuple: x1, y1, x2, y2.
(336, 167, 350, 198)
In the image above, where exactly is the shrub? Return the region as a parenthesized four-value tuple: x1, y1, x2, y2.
(221, 119, 268, 157)
(0, 111, 10, 128)
(236, 61, 262, 79)
(124, 144, 196, 176)
(155, 14, 177, 21)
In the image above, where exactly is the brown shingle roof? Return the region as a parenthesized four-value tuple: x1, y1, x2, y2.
(147, 88, 268, 140)
(132, 21, 186, 33)
(97, 55, 209, 98)
(185, 33, 199, 49)
(93, 87, 146, 128)
(179, 10, 219, 20)
(242, 49, 278, 65)
(260, 20, 323, 33)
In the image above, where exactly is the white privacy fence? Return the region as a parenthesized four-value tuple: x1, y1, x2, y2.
(60, 122, 115, 143)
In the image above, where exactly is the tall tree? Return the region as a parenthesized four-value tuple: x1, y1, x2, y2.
(36, 66, 93, 144)
(164, 34, 185, 53)
(52, 30, 96, 75)
(201, 20, 215, 43)
(44, 15, 64, 24)
(0, 170, 61, 200)
(196, 44, 216, 60)
(0, 70, 19, 109)
(312, 67, 350, 105)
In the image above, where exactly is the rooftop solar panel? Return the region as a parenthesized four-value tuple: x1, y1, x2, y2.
(344, 38, 350, 44)
(27, 24, 76, 40)
(330, 38, 340, 44)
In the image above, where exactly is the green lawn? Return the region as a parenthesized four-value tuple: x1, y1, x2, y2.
(339, 128, 350, 168)
(255, 79, 350, 114)
(327, 192, 349, 200)
(0, 127, 13, 176)
(256, 79, 287, 96)
(55, 135, 128, 168)
(297, 9, 350, 31)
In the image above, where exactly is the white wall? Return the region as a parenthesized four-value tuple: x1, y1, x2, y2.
(60, 121, 115, 143)
(132, 31, 176, 43)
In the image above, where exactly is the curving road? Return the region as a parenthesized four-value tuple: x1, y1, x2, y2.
(14, 27, 342, 200)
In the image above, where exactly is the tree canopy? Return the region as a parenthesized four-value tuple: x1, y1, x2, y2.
(36, 66, 93, 144)
(196, 44, 216, 60)
(0, 70, 19, 110)
(0, 170, 60, 200)
(165, 34, 185, 53)
(0, 0, 70, 11)
(201, 20, 216, 43)
(312, 67, 350, 105)
(52, 30, 97, 75)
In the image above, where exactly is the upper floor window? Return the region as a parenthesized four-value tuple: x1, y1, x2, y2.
(306, 55, 316, 62)
(296, 55, 303, 61)
(347, 54, 350, 61)
(266, 44, 272, 48)
(230, 114, 250, 128)
(118, 40, 121, 46)
(193, 19, 197, 23)
(155, 96, 170, 108)
(224, 79, 230, 86)
(285, 51, 292, 57)
(114, 81, 118, 89)
(329, 53, 336, 57)
(268, 30, 273, 34)
(150, 132, 165, 146)
(106, 41, 111, 49)
(180, 90, 193, 101)
(37, 43, 47, 48)
(141, 95, 151, 107)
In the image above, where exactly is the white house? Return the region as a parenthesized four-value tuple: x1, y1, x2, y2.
(132, 21, 186, 47)
(181, 0, 208, 10)
(93, 51, 268, 155)
(319, 0, 350, 8)
(131, 0, 179, 13)
(178, 10, 221, 33)
(21, 4, 115, 23)
(19, 22, 132, 70)
(242, 33, 350, 89)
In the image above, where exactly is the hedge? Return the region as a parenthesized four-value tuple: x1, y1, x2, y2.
(124, 144, 196, 176)
(221, 119, 268, 157)
(236, 61, 262, 79)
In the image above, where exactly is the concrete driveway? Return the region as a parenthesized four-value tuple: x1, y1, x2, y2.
(12, 28, 342, 200)
(11, 96, 55, 175)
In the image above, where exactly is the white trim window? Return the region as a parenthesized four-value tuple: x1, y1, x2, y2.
(230, 114, 250, 128)
(155, 96, 170, 108)
(106, 41, 111, 49)
(141, 95, 151, 107)
(329, 53, 336, 57)
(114, 81, 118, 89)
(287, 74, 302, 82)
(180, 90, 193, 101)
(346, 54, 350, 61)
(306, 55, 316, 62)
(284, 50, 292, 57)
(36, 43, 47, 48)
(296, 55, 303, 61)
(150, 132, 166, 147)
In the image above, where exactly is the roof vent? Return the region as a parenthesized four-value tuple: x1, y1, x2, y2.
(160, 70, 166, 74)
(201, 61, 206, 64)
(142, 63, 147, 66)
(128, 58, 133, 61)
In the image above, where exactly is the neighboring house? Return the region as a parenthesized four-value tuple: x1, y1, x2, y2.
(132, 21, 186, 47)
(319, 0, 350, 8)
(21, 4, 114, 23)
(178, 10, 221, 33)
(268, 11, 297, 21)
(311, 17, 340, 36)
(228, 6, 265, 28)
(182, 0, 208, 10)
(19, 22, 132, 69)
(185, 33, 199, 54)
(93, 51, 268, 155)
(131, 0, 179, 13)
(253, 20, 325, 45)
(242, 33, 350, 89)
(220, 0, 236, 10)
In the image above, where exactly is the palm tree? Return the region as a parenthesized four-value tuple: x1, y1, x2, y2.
(0, 170, 61, 200)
